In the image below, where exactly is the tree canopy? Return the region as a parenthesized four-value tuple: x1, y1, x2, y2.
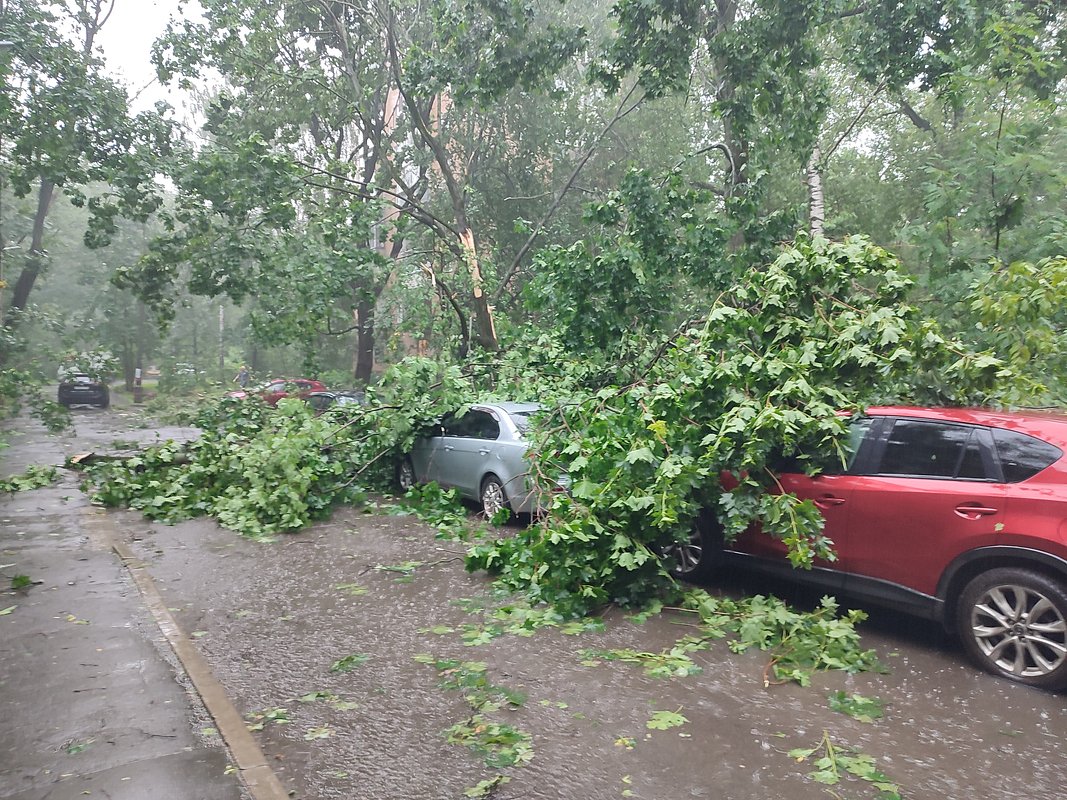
(2, 0, 1066, 612)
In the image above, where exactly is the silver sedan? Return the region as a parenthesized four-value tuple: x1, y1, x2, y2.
(397, 402, 549, 517)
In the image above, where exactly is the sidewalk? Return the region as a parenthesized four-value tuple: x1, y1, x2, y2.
(0, 417, 247, 800)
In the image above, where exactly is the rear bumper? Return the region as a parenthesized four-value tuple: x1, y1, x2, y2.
(58, 386, 108, 404)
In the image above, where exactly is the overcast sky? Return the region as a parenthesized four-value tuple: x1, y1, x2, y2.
(96, 0, 198, 113)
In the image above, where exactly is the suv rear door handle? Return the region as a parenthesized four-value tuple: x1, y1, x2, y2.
(954, 504, 998, 518)
(814, 496, 846, 508)
(479, 448, 491, 456)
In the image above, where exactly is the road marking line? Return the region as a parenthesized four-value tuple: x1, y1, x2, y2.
(93, 512, 289, 800)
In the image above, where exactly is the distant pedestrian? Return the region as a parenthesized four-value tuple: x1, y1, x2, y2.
(234, 365, 250, 389)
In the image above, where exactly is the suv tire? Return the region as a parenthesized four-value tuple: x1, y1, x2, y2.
(957, 567, 1067, 690)
(665, 509, 723, 580)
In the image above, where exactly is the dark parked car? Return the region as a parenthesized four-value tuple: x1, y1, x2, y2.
(57, 374, 109, 408)
(397, 402, 555, 518)
(226, 378, 326, 407)
(669, 406, 1067, 689)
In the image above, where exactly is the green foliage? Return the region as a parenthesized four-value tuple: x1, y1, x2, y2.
(0, 464, 59, 493)
(463, 776, 510, 798)
(587, 591, 878, 686)
(416, 657, 526, 711)
(9, 574, 31, 591)
(471, 235, 1018, 615)
(405, 0, 587, 107)
(828, 691, 885, 724)
(86, 399, 351, 538)
(417, 654, 533, 769)
(582, 638, 706, 678)
(704, 594, 880, 685)
(526, 170, 731, 354)
(329, 653, 371, 673)
(0, 2, 170, 208)
(427, 597, 605, 646)
(0, 368, 71, 433)
(84, 357, 476, 538)
(244, 707, 291, 730)
(446, 715, 534, 769)
(965, 256, 1067, 402)
(57, 350, 118, 382)
(397, 483, 474, 535)
(645, 709, 688, 731)
(789, 731, 901, 798)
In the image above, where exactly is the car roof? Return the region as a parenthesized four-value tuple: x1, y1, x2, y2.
(477, 402, 541, 415)
(868, 406, 1067, 448)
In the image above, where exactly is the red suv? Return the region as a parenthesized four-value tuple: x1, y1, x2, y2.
(673, 407, 1067, 690)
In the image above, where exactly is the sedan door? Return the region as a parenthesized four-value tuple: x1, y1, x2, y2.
(434, 410, 502, 498)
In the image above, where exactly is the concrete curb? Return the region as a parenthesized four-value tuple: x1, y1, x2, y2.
(99, 515, 290, 800)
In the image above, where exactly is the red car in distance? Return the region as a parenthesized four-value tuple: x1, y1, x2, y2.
(670, 406, 1067, 690)
(227, 378, 327, 407)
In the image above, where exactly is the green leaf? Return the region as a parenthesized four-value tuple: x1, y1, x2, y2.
(828, 691, 884, 723)
(646, 710, 688, 730)
(330, 653, 370, 673)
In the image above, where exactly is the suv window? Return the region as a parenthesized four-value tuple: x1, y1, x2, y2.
(773, 417, 875, 476)
(876, 419, 991, 480)
(992, 429, 1062, 483)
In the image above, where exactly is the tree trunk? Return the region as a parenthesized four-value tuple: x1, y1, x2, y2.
(135, 300, 147, 387)
(217, 305, 225, 382)
(122, 340, 135, 391)
(458, 228, 498, 351)
(10, 180, 55, 314)
(807, 145, 825, 237)
(354, 297, 375, 385)
(383, 13, 500, 353)
(711, 1, 748, 254)
(8, 1, 106, 323)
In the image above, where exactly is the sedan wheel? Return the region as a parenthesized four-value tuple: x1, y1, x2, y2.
(480, 475, 509, 521)
(958, 568, 1067, 690)
(397, 458, 416, 493)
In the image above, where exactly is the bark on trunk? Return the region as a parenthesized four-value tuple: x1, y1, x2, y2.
(122, 344, 135, 392)
(354, 297, 375, 385)
(10, 180, 55, 314)
(384, 17, 499, 352)
(807, 145, 825, 237)
(458, 228, 497, 351)
(712, 1, 748, 254)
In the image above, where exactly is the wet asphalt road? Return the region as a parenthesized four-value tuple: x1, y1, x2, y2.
(3, 405, 1066, 800)
(0, 406, 244, 800)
